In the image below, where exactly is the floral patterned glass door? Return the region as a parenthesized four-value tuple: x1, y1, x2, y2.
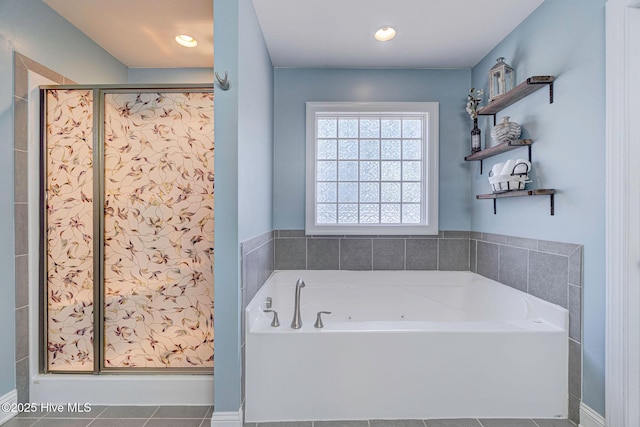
(45, 89, 95, 372)
(102, 91, 214, 369)
(44, 88, 214, 372)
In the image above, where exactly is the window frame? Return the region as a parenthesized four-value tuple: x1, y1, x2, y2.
(305, 101, 439, 235)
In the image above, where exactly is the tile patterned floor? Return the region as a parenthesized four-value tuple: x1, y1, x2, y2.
(1, 405, 213, 427)
(1, 407, 576, 427)
(245, 419, 576, 427)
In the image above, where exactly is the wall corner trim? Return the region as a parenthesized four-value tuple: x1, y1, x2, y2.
(211, 408, 243, 427)
(580, 402, 606, 427)
(0, 389, 18, 425)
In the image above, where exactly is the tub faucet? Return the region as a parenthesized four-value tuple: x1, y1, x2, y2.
(291, 279, 305, 329)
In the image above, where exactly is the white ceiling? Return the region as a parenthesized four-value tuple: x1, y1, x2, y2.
(43, 0, 544, 69)
(43, 0, 214, 68)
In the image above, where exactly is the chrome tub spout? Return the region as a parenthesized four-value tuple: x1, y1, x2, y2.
(291, 279, 305, 329)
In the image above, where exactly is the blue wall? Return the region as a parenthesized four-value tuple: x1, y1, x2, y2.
(273, 68, 471, 231)
(213, 0, 273, 413)
(0, 0, 127, 399)
(127, 68, 214, 84)
(470, 0, 606, 415)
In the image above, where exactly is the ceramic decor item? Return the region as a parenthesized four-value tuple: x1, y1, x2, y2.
(491, 116, 521, 145)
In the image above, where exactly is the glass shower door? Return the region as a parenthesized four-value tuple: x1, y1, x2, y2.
(43, 87, 214, 373)
(101, 90, 214, 369)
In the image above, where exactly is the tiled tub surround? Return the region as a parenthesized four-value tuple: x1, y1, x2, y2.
(274, 230, 471, 271)
(242, 230, 582, 424)
(470, 232, 583, 424)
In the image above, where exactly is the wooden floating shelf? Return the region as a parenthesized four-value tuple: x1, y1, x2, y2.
(465, 139, 533, 161)
(476, 189, 556, 215)
(477, 76, 554, 122)
(465, 139, 533, 175)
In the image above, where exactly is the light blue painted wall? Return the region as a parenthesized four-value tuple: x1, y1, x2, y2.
(273, 68, 471, 231)
(238, 0, 274, 243)
(213, 0, 273, 413)
(127, 68, 214, 84)
(0, 0, 127, 398)
(212, 0, 240, 412)
(470, 0, 606, 415)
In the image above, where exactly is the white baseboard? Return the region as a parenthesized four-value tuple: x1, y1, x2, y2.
(580, 402, 606, 427)
(211, 408, 243, 427)
(0, 389, 18, 425)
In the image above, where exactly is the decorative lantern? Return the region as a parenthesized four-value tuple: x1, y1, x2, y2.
(488, 57, 514, 102)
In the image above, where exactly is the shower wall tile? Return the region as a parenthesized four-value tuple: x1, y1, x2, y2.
(307, 238, 340, 270)
(14, 97, 28, 150)
(242, 231, 275, 308)
(568, 339, 582, 397)
(275, 237, 306, 270)
(340, 239, 373, 270)
(274, 232, 486, 273)
(14, 56, 29, 100)
(568, 284, 582, 342)
(443, 231, 470, 239)
(538, 240, 581, 256)
(16, 357, 29, 404)
(243, 230, 275, 254)
(15, 53, 64, 98)
(15, 306, 29, 361)
(505, 235, 538, 250)
(372, 239, 405, 270)
(528, 251, 568, 308)
(498, 245, 528, 293)
(405, 238, 437, 270)
(569, 248, 582, 286)
(278, 230, 306, 238)
(14, 203, 28, 256)
(15, 255, 28, 308)
(469, 239, 477, 273)
(481, 232, 507, 245)
(438, 239, 469, 271)
(14, 150, 28, 203)
(476, 241, 499, 281)
(244, 243, 272, 302)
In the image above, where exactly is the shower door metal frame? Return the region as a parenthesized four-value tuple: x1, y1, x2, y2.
(40, 84, 214, 375)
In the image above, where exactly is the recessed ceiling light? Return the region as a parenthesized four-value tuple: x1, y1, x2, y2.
(375, 26, 397, 42)
(175, 34, 198, 48)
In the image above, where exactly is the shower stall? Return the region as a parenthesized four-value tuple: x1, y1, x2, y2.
(41, 86, 214, 374)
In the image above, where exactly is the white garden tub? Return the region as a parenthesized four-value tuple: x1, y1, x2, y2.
(244, 270, 568, 422)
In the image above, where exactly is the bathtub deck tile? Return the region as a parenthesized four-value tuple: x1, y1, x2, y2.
(424, 420, 481, 427)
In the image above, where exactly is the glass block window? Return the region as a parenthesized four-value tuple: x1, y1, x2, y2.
(306, 102, 439, 235)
